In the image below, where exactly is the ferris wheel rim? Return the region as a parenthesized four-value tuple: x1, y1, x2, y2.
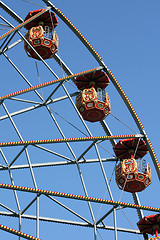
(0, 1, 159, 240)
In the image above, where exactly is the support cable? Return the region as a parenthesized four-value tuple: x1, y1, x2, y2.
(121, 208, 142, 240)
(35, 61, 44, 99)
(118, 137, 141, 203)
(110, 113, 139, 134)
(21, 0, 45, 7)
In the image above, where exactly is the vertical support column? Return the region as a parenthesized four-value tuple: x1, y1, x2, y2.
(19, 212, 21, 240)
(36, 195, 40, 238)
(94, 223, 97, 240)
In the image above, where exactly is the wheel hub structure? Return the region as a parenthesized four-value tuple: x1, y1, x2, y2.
(0, 1, 159, 240)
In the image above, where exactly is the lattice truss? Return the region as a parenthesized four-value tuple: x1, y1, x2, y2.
(0, 1, 159, 240)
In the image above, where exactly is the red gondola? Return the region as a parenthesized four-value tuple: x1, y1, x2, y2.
(74, 69, 110, 91)
(113, 138, 149, 159)
(113, 138, 151, 193)
(75, 70, 111, 122)
(24, 9, 58, 29)
(137, 214, 160, 239)
(24, 9, 59, 60)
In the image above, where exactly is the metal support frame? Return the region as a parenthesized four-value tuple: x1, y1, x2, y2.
(0, 1, 158, 240)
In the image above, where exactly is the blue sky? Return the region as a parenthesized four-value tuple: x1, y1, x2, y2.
(0, 0, 160, 240)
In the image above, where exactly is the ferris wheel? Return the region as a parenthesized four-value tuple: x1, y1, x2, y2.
(0, 1, 160, 240)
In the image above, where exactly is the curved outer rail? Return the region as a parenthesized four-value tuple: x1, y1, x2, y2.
(42, 0, 160, 180)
